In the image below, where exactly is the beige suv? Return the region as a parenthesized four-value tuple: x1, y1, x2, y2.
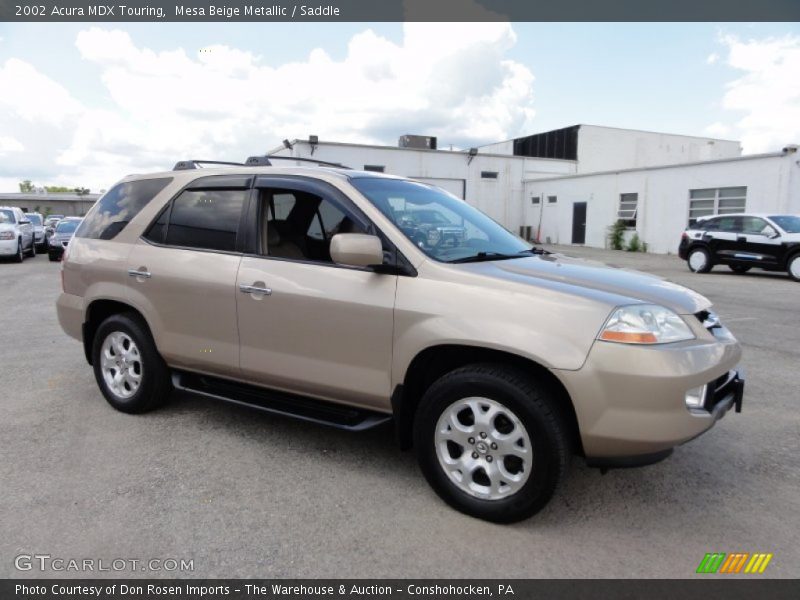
(57, 158, 745, 522)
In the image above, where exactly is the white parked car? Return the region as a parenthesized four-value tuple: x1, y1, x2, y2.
(25, 212, 47, 250)
(0, 206, 36, 262)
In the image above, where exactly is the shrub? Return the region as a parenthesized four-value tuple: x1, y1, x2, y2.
(626, 233, 642, 252)
(607, 220, 626, 250)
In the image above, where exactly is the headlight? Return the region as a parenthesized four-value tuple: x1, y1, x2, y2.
(0, 231, 14, 240)
(598, 304, 695, 344)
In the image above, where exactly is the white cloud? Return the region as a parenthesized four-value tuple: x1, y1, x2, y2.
(0, 23, 536, 191)
(0, 136, 24, 155)
(709, 34, 800, 153)
(706, 52, 720, 65)
(704, 122, 730, 137)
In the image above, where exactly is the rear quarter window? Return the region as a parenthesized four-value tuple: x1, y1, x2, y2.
(75, 178, 172, 240)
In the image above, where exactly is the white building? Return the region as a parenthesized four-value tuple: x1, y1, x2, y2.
(270, 125, 800, 254)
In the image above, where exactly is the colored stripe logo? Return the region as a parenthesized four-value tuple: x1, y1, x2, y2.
(696, 552, 773, 574)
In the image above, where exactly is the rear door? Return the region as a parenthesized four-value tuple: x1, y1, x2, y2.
(702, 215, 740, 262)
(235, 176, 397, 410)
(126, 175, 251, 378)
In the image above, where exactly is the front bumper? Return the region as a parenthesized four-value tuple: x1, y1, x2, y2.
(0, 238, 19, 255)
(556, 325, 744, 459)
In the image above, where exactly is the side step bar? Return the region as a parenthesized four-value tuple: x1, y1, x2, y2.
(171, 371, 391, 432)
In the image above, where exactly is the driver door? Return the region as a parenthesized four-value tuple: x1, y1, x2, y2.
(235, 177, 398, 411)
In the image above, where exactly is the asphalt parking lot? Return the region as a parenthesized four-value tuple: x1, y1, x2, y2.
(1, 247, 798, 579)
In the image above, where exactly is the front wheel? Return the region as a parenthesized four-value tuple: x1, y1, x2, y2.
(14, 238, 24, 263)
(92, 313, 172, 413)
(687, 247, 712, 273)
(414, 364, 570, 523)
(27, 239, 36, 258)
(788, 254, 800, 282)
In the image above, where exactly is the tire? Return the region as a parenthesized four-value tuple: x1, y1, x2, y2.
(14, 238, 24, 263)
(413, 364, 570, 523)
(788, 254, 800, 282)
(48, 253, 59, 262)
(687, 247, 712, 273)
(729, 264, 750, 274)
(27, 238, 36, 258)
(91, 312, 172, 414)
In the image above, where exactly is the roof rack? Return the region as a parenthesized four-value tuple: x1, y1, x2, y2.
(245, 155, 351, 169)
(173, 156, 351, 171)
(173, 160, 246, 171)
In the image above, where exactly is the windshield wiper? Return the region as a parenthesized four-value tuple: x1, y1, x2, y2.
(448, 251, 529, 264)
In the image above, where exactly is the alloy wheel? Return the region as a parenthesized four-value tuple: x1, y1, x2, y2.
(435, 397, 532, 500)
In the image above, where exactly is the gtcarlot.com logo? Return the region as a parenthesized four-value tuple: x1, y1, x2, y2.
(696, 552, 773, 574)
(14, 554, 194, 573)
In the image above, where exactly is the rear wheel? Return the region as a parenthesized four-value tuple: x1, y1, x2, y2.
(27, 238, 36, 257)
(788, 254, 800, 282)
(92, 313, 172, 413)
(687, 247, 712, 273)
(729, 264, 750, 274)
(414, 364, 570, 523)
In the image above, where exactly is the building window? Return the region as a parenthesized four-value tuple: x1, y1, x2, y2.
(363, 165, 385, 173)
(618, 193, 638, 228)
(547, 195, 557, 204)
(481, 171, 499, 179)
(531, 196, 540, 205)
(688, 187, 746, 225)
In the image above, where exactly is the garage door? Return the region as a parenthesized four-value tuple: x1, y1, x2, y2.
(411, 177, 465, 199)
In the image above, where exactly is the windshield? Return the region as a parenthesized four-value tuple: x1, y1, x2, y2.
(26, 214, 42, 226)
(770, 215, 800, 234)
(351, 178, 530, 262)
(56, 220, 80, 234)
(0, 209, 16, 224)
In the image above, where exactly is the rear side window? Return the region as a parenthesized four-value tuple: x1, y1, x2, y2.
(76, 178, 172, 240)
(164, 189, 247, 252)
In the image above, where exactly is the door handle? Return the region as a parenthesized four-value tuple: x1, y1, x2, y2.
(127, 268, 152, 279)
(239, 283, 272, 296)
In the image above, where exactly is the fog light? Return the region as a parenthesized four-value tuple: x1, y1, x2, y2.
(685, 384, 707, 409)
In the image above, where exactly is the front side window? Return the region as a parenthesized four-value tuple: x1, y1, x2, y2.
(740, 216, 771, 235)
(164, 189, 247, 252)
(618, 193, 638, 228)
(261, 188, 366, 263)
(350, 178, 529, 263)
(76, 178, 172, 240)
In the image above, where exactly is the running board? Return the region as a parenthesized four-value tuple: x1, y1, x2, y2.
(171, 371, 391, 432)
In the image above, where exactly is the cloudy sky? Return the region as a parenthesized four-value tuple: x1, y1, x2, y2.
(0, 21, 799, 192)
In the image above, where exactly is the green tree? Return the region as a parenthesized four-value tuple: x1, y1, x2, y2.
(44, 185, 72, 193)
(73, 187, 90, 196)
(19, 180, 34, 192)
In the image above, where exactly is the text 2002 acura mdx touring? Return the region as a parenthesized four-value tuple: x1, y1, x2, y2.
(57, 158, 745, 522)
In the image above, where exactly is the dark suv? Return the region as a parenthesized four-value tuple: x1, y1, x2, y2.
(679, 213, 800, 281)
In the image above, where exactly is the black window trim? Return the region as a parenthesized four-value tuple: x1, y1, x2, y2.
(140, 174, 254, 255)
(248, 175, 416, 276)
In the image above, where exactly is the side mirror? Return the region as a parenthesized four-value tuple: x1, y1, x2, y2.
(330, 233, 384, 269)
(767, 229, 781, 239)
(19, 219, 30, 225)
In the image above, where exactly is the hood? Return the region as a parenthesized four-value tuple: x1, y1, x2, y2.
(463, 253, 711, 315)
